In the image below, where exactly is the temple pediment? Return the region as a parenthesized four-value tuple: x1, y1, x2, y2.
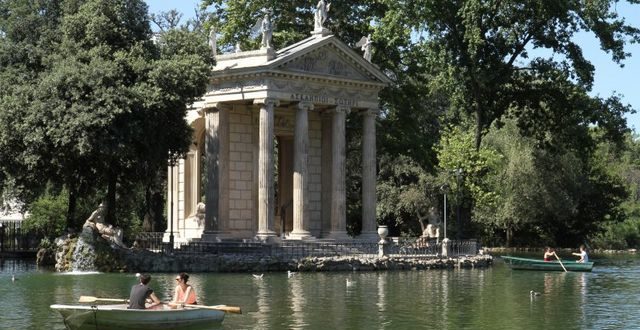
(275, 43, 371, 81)
(213, 34, 391, 87)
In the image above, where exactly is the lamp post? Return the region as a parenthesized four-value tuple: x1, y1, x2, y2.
(440, 184, 449, 239)
(168, 153, 179, 251)
(0, 222, 4, 252)
(454, 168, 463, 240)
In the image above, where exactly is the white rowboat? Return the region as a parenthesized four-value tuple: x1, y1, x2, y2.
(50, 304, 225, 330)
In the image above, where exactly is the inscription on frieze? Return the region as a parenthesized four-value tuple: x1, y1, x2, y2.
(290, 93, 359, 107)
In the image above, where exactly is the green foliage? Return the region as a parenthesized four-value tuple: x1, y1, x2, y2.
(0, 0, 211, 231)
(377, 154, 440, 236)
(383, 0, 638, 150)
(23, 191, 68, 239)
(591, 218, 640, 250)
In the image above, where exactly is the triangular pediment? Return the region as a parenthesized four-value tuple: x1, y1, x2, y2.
(212, 35, 391, 87)
(277, 45, 371, 81)
(269, 35, 391, 85)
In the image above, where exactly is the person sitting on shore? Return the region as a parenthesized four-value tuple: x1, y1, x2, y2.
(543, 247, 557, 262)
(169, 272, 197, 308)
(572, 244, 589, 263)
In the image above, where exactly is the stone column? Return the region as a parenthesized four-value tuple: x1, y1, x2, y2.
(359, 109, 379, 241)
(327, 106, 350, 240)
(255, 98, 278, 240)
(202, 103, 230, 241)
(320, 112, 332, 236)
(289, 101, 314, 240)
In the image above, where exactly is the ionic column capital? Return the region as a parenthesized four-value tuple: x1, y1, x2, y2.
(253, 98, 280, 107)
(361, 108, 379, 117)
(327, 105, 350, 115)
(203, 102, 232, 113)
(297, 101, 314, 111)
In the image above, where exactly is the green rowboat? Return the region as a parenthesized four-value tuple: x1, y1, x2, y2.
(501, 256, 594, 272)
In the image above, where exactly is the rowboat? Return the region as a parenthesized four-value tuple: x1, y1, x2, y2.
(50, 304, 225, 330)
(501, 256, 594, 272)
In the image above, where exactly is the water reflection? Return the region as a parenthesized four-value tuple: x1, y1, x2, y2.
(3, 258, 640, 329)
(288, 273, 306, 329)
(377, 272, 386, 327)
(253, 274, 269, 328)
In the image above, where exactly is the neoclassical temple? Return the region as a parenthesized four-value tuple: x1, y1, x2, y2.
(165, 23, 390, 244)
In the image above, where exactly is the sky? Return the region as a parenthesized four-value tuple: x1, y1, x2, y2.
(145, 0, 640, 133)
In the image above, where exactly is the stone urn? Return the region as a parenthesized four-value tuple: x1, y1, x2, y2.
(377, 225, 389, 244)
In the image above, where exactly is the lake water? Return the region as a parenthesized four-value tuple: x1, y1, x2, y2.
(1, 254, 639, 329)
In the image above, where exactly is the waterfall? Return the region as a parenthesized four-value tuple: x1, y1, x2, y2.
(71, 227, 98, 272)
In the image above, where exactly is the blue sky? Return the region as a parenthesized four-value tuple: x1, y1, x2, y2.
(145, 0, 640, 133)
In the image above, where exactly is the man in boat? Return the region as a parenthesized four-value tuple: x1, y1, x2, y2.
(128, 273, 162, 309)
(572, 244, 589, 263)
(169, 272, 198, 309)
(543, 247, 557, 262)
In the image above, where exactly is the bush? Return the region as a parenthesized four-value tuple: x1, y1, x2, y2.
(22, 191, 68, 239)
(590, 218, 640, 250)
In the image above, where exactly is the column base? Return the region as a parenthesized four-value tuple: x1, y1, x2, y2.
(287, 230, 315, 240)
(325, 230, 351, 241)
(356, 231, 379, 242)
(255, 230, 278, 242)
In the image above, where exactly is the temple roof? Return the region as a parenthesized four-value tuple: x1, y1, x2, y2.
(213, 34, 392, 86)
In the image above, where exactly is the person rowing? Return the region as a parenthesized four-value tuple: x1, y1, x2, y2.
(543, 247, 557, 262)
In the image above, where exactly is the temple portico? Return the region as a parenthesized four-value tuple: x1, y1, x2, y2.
(165, 30, 390, 244)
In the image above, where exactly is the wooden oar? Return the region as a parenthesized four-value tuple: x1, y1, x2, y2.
(554, 254, 568, 272)
(79, 296, 128, 303)
(182, 304, 242, 314)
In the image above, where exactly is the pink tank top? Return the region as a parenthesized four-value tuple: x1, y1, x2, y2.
(176, 285, 197, 304)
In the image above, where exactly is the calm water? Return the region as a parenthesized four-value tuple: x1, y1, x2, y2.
(1, 254, 639, 330)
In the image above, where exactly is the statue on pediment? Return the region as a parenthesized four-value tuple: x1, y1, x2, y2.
(252, 10, 273, 49)
(208, 28, 217, 56)
(356, 34, 373, 62)
(261, 11, 273, 49)
(314, 0, 330, 31)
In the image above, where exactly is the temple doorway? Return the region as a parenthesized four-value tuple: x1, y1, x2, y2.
(276, 135, 293, 236)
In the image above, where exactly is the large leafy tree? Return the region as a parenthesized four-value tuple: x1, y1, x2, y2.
(0, 0, 212, 228)
(384, 0, 639, 150)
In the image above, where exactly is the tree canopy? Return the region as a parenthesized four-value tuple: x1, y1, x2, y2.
(0, 0, 212, 226)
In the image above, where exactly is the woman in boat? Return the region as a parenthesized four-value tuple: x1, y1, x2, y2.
(170, 272, 197, 308)
(128, 273, 162, 309)
(543, 247, 557, 262)
(572, 244, 589, 263)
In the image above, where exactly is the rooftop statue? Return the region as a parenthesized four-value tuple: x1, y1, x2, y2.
(208, 28, 217, 56)
(261, 11, 273, 49)
(314, 0, 331, 31)
(356, 34, 373, 62)
(251, 10, 273, 49)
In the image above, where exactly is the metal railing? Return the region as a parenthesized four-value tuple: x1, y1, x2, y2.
(132, 232, 479, 259)
(0, 220, 40, 253)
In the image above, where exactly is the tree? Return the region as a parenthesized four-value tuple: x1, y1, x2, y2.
(0, 0, 212, 230)
(383, 0, 639, 150)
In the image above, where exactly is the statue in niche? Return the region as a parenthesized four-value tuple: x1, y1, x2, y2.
(83, 203, 124, 247)
(356, 34, 373, 62)
(208, 28, 217, 56)
(314, 0, 330, 30)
